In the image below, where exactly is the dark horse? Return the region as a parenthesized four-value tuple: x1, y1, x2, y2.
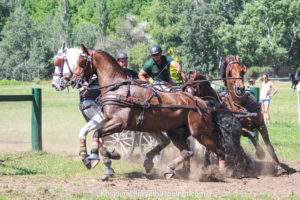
(220, 55, 287, 175)
(288, 73, 299, 90)
(70, 44, 242, 179)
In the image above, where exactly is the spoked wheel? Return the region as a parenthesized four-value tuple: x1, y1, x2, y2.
(102, 130, 136, 160)
(139, 132, 164, 164)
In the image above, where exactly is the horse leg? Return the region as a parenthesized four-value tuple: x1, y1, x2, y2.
(143, 132, 170, 173)
(258, 122, 286, 175)
(193, 133, 226, 168)
(164, 128, 193, 179)
(242, 128, 265, 160)
(79, 113, 107, 169)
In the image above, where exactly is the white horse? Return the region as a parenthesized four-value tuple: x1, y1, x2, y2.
(51, 43, 172, 177)
(52, 43, 124, 181)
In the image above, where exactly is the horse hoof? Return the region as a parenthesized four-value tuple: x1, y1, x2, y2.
(90, 160, 100, 169)
(164, 167, 175, 179)
(143, 158, 154, 173)
(275, 165, 287, 176)
(164, 173, 175, 180)
(104, 167, 115, 176)
(82, 157, 91, 170)
(256, 148, 266, 160)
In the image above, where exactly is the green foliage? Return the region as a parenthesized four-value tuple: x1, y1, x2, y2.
(245, 66, 274, 80)
(179, 2, 225, 74)
(145, 0, 187, 50)
(0, 4, 39, 80)
(222, 0, 300, 74)
(0, 0, 299, 80)
(0, 79, 22, 85)
(128, 43, 149, 70)
(25, 0, 58, 22)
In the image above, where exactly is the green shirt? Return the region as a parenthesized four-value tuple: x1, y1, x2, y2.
(142, 55, 174, 82)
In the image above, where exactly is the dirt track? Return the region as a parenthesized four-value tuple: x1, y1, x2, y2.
(1, 159, 300, 199)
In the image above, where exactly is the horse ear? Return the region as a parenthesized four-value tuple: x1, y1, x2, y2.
(242, 65, 247, 74)
(236, 55, 240, 62)
(226, 56, 230, 63)
(81, 44, 89, 55)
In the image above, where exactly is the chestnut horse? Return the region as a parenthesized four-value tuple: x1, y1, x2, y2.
(220, 55, 287, 175)
(70, 44, 243, 179)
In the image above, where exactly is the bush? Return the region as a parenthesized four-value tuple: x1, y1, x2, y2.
(0, 79, 22, 85)
(245, 66, 274, 81)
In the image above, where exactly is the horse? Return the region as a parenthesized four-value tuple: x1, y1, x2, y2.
(182, 71, 255, 174)
(52, 43, 172, 177)
(288, 73, 299, 90)
(70, 44, 245, 179)
(219, 55, 287, 175)
(52, 43, 126, 181)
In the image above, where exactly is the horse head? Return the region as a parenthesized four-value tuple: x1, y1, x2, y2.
(70, 44, 96, 89)
(52, 42, 82, 91)
(182, 71, 202, 96)
(181, 71, 218, 101)
(224, 55, 247, 97)
(71, 44, 127, 90)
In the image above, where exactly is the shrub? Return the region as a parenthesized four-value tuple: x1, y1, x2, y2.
(245, 66, 274, 81)
(0, 79, 22, 85)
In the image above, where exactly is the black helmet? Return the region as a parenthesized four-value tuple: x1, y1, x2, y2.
(116, 52, 128, 60)
(150, 45, 162, 55)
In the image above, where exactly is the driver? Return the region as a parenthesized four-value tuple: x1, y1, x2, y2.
(138, 45, 181, 85)
(116, 52, 139, 79)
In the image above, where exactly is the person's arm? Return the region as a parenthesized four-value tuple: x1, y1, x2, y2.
(270, 82, 278, 97)
(138, 69, 149, 82)
(170, 60, 181, 73)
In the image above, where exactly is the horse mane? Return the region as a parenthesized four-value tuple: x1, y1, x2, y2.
(95, 49, 127, 75)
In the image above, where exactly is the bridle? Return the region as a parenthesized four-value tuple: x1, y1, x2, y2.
(226, 60, 247, 98)
(70, 50, 94, 89)
(53, 49, 74, 80)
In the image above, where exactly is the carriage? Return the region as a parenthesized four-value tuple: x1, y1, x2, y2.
(103, 130, 164, 162)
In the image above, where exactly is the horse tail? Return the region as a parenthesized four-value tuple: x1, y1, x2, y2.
(205, 100, 241, 155)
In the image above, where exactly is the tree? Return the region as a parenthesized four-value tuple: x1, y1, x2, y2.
(0, 4, 38, 80)
(178, 1, 226, 75)
(222, 0, 300, 74)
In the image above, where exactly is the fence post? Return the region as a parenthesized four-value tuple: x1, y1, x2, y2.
(31, 88, 42, 151)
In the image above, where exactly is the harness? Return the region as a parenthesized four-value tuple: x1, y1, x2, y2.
(53, 49, 74, 80)
(95, 80, 207, 130)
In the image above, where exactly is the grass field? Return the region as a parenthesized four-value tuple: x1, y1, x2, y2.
(0, 80, 300, 199)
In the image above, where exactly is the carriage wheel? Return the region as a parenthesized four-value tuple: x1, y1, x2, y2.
(139, 132, 163, 164)
(102, 130, 136, 160)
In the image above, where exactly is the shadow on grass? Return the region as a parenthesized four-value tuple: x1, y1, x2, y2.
(0, 158, 41, 176)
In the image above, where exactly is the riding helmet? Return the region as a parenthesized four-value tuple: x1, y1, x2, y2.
(150, 45, 162, 55)
(116, 52, 128, 61)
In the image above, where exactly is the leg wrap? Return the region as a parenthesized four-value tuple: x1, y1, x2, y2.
(79, 139, 87, 159)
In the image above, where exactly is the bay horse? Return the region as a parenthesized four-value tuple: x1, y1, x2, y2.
(220, 55, 286, 175)
(51, 43, 171, 177)
(70, 44, 242, 179)
(288, 73, 299, 90)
